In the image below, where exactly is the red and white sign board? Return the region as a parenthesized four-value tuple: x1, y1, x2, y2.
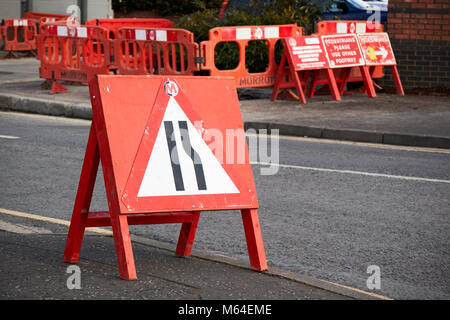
(64, 75, 267, 280)
(358, 32, 396, 66)
(285, 36, 329, 71)
(118, 78, 257, 213)
(321, 34, 365, 68)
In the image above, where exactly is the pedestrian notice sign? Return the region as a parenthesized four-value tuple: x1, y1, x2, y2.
(64, 75, 267, 280)
(357, 32, 396, 66)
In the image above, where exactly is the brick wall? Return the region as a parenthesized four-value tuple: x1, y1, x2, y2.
(381, 0, 450, 88)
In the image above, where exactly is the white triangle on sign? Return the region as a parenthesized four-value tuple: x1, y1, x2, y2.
(137, 97, 240, 197)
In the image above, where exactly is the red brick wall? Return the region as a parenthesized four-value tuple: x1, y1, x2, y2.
(381, 0, 450, 88)
(388, 0, 449, 41)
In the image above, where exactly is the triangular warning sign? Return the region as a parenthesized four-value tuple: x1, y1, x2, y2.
(121, 78, 257, 213)
(137, 95, 239, 197)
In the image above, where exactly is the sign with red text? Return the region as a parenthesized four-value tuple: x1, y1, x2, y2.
(285, 36, 329, 71)
(358, 32, 396, 66)
(321, 34, 365, 68)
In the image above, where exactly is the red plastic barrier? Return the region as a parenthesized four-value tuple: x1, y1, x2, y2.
(314, 20, 385, 87)
(316, 20, 383, 35)
(86, 18, 174, 38)
(114, 27, 199, 76)
(24, 12, 71, 24)
(1, 19, 37, 58)
(86, 19, 174, 72)
(199, 24, 304, 88)
(37, 24, 110, 93)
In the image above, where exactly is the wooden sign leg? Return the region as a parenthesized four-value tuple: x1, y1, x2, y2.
(302, 70, 311, 93)
(360, 66, 377, 98)
(291, 70, 307, 104)
(326, 68, 341, 101)
(63, 124, 100, 263)
(271, 53, 287, 102)
(391, 65, 405, 96)
(109, 212, 137, 280)
(175, 211, 201, 257)
(241, 209, 268, 271)
(338, 68, 351, 96)
(307, 70, 319, 99)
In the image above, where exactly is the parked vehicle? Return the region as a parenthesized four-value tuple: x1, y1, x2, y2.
(321, 0, 387, 23)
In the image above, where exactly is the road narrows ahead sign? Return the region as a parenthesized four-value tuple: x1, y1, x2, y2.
(121, 78, 254, 212)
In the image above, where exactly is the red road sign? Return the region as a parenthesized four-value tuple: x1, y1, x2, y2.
(64, 75, 267, 280)
(321, 34, 365, 68)
(358, 32, 396, 66)
(284, 36, 329, 71)
(118, 77, 258, 213)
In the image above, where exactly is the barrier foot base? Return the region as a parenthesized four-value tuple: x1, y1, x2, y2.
(50, 80, 67, 94)
(276, 89, 299, 101)
(25, 50, 37, 57)
(3, 51, 18, 59)
(175, 211, 201, 257)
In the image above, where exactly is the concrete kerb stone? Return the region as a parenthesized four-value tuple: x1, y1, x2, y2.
(245, 121, 450, 149)
(1, 92, 449, 149)
(0, 93, 92, 120)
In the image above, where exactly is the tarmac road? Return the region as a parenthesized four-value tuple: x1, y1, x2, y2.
(0, 111, 449, 299)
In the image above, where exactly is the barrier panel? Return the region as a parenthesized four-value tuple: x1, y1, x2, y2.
(24, 12, 71, 24)
(86, 18, 174, 38)
(272, 35, 340, 104)
(86, 19, 174, 72)
(64, 75, 267, 279)
(114, 27, 199, 76)
(199, 24, 303, 88)
(317, 20, 383, 35)
(37, 24, 110, 93)
(1, 19, 37, 58)
(310, 34, 376, 99)
(314, 20, 384, 91)
(358, 32, 404, 95)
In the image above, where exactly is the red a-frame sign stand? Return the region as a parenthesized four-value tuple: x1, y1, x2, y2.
(271, 37, 341, 104)
(63, 75, 268, 280)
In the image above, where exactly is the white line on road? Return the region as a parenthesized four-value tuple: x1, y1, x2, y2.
(253, 161, 450, 184)
(0, 134, 20, 139)
(0, 219, 52, 234)
(247, 133, 450, 155)
(0, 208, 112, 235)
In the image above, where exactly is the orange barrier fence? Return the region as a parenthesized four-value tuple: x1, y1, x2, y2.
(86, 19, 174, 71)
(1, 19, 37, 58)
(37, 24, 110, 93)
(33, 19, 400, 97)
(24, 12, 71, 24)
(86, 18, 174, 38)
(199, 24, 303, 88)
(114, 27, 199, 75)
(316, 20, 383, 35)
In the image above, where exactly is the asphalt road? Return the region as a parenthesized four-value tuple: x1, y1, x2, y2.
(0, 111, 449, 299)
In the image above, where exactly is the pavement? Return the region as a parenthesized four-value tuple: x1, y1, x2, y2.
(0, 56, 448, 301)
(1, 207, 384, 300)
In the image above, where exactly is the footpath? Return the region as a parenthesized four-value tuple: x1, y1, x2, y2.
(0, 57, 448, 300)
